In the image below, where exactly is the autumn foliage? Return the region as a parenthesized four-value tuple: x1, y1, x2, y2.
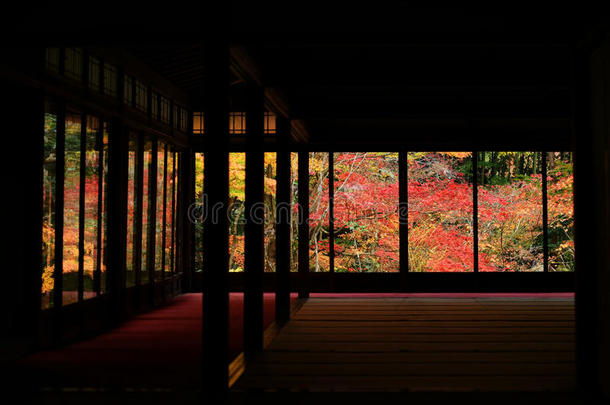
(42, 112, 179, 308)
(169, 150, 574, 276)
(307, 151, 574, 273)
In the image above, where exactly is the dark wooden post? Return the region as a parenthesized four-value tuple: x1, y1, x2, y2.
(106, 118, 128, 325)
(201, 42, 230, 399)
(244, 85, 265, 356)
(575, 40, 610, 398)
(52, 102, 66, 343)
(4, 76, 45, 348)
(275, 116, 292, 323)
(573, 44, 595, 395)
(297, 150, 310, 298)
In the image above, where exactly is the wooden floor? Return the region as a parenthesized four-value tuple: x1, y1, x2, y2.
(233, 296, 575, 392)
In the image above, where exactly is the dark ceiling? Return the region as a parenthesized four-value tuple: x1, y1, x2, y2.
(127, 5, 600, 147)
(246, 39, 572, 144)
(8, 3, 607, 147)
(128, 44, 206, 93)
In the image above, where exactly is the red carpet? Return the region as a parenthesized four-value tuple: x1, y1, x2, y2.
(19, 293, 293, 389)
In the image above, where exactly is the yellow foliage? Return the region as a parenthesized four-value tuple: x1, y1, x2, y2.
(42, 265, 54, 294)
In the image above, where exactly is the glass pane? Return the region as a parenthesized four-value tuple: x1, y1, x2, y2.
(46, 48, 60, 72)
(141, 140, 152, 284)
(172, 151, 179, 273)
(135, 81, 148, 112)
(100, 123, 109, 293)
(290, 153, 299, 272)
(309, 152, 330, 272)
(124, 75, 133, 104)
(126, 134, 137, 287)
(264, 153, 277, 272)
(63, 113, 81, 305)
(290, 152, 299, 272)
(103, 64, 117, 97)
(88, 57, 100, 92)
(229, 153, 245, 272)
(547, 152, 574, 271)
(478, 152, 543, 272)
(193, 112, 204, 134)
(42, 106, 57, 309)
(334, 152, 399, 272)
(155, 143, 166, 279)
(164, 149, 174, 273)
(64, 48, 82, 81)
(229, 112, 246, 135)
(264, 112, 277, 134)
(194, 153, 205, 272)
(408, 152, 474, 272)
(83, 116, 99, 300)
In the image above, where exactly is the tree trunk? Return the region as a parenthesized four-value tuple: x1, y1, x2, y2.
(547, 151, 555, 170)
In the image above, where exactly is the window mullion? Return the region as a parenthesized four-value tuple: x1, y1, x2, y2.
(54, 103, 66, 309)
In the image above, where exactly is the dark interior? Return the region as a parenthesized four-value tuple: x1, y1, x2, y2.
(1, 3, 609, 404)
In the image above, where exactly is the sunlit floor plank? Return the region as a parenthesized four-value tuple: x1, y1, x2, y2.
(234, 295, 575, 392)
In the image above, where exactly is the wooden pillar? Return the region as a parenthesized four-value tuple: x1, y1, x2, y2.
(106, 118, 128, 325)
(3, 76, 45, 347)
(244, 85, 265, 356)
(201, 42, 230, 398)
(573, 43, 596, 396)
(53, 102, 65, 338)
(275, 116, 292, 323)
(577, 40, 610, 399)
(297, 150, 310, 298)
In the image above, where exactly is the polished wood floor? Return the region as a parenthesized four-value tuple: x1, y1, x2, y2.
(233, 296, 575, 392)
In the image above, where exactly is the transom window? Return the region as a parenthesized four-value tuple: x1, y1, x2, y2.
(135, 81, 148, 112)
(88, 57, 101, 92)
(124, 75, 134, 106)
(46, 48, 60, 73)
(229, 112, 246, 135)
(264, 112, 276, 134)
(64, 48, 83, 81)
(151, 93, 159, 120)
(191, 111, 280, 135)
(193, 112, 205, 134)
(103, 64, 118, 97)
(160, 96, 170, 124)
